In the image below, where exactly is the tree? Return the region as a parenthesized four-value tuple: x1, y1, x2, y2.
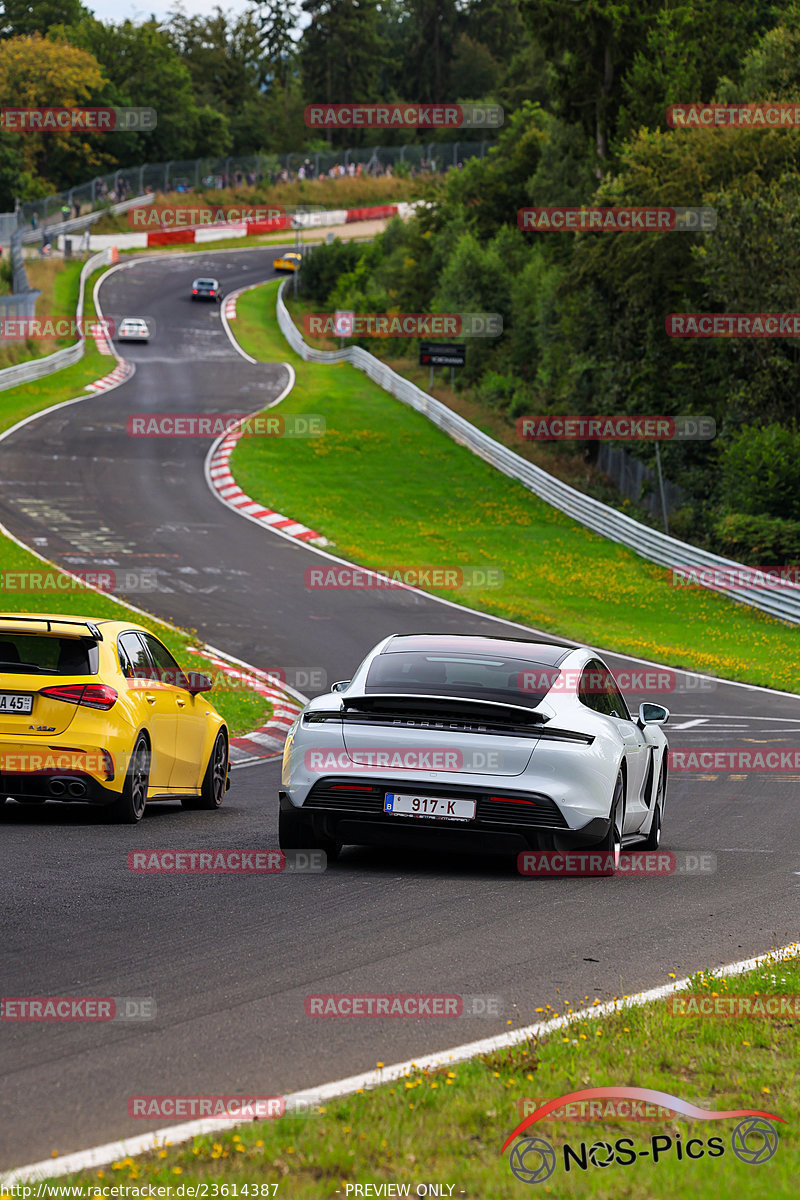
(166, 6, 271, 153)
(0, 34, 108, 191)
(300, 0, 383, 144)
(66, 17, 230, 163)
(403, 0, 460, 102)
(518, 0, 662, 169)
(0, 0, 89, 38)
(618, 0, 775, 140)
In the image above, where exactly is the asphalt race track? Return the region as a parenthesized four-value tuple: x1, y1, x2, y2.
(1, 248, 799, 1170)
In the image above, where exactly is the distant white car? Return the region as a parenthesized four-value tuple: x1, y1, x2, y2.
(117, 318, 150, 342)
(279, 633, 670, 870)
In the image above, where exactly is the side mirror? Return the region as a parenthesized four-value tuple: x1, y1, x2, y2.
(185, 671, 213, 695)
(330, 680, 350, 693)
(639, 702, 669, 727)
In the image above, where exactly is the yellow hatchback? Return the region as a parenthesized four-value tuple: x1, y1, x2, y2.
(0, 614, 229, 823)
(272, 251, 301, 273)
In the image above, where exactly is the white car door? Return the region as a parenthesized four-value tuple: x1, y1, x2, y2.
(584, 660, 653, 833)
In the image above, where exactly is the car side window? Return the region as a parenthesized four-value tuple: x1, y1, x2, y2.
(118, 633, 155, 680)
(579, 660, 631, 718)
(579, 662, 613, 715)
(603, 670, 632, 721)
(141, 634, 187, 689)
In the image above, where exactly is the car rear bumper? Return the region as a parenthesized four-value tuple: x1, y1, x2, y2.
(1, 771, 120, 804)
(280, 780, 611, 851)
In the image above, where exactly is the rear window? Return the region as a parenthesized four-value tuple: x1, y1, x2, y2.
(195, 279, 216, 287)
(364, 652, 560, 709)
(0, 635, 98, 675)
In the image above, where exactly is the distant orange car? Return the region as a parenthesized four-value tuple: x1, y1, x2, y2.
(273, 251, 301, 273)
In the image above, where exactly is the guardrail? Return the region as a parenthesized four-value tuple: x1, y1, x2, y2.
(20, 193, 155, 245)
(276, 280, 800, 626)
(0, 247, 114, 392)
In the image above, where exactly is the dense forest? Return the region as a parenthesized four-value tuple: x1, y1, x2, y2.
(3, 0, 800, 559)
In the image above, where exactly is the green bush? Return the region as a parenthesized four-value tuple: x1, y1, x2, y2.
(720, 423, 800, 521)
(711, 511, 800, 564)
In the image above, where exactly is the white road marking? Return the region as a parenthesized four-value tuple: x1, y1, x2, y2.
(669, 718, 708, 730)
(2, 940, 797, 1186)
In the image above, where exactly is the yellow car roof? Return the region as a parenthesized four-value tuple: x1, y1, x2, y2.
(0, 614, 147, 639)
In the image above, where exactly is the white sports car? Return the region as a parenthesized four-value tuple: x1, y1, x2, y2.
(279, 633, 669, 871)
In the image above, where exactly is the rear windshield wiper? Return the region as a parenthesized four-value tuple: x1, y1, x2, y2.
(0, 663, 59, 674)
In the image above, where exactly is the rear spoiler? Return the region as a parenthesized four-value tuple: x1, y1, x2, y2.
(340, 692, 549, 721)
(0, 616, 103, 640)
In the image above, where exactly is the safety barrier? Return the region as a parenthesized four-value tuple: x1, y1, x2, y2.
(0, 248, 115, 392)
(276, 279, 800, 625)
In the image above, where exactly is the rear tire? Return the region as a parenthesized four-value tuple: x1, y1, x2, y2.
(107, 735, 149, 824)
(641, 762, 666, 850)
(279, 805, 340, 861)
(182, 730, 227, 811)
(593, 771, 625, 875)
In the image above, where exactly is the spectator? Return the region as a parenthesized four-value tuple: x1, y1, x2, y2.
(74, 199, 81, 218)
(61, 203, 70, 221)
(30, 212, 38, 231)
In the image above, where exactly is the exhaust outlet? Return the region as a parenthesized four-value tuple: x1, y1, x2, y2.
(49, 779, 66, 796)
(67, 780, 87, 798)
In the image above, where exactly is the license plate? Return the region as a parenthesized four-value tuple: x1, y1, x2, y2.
(384, 792, 476, 821)
(0, 693, 33, 714)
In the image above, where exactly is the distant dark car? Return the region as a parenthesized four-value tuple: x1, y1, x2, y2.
(191, 278, 221, 301)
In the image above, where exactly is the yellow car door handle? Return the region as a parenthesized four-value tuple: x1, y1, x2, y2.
(176, 699, 186, 707)
(145, 694, 156, 704)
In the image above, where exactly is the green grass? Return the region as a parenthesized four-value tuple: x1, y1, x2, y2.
(0, 259, 86, 370)
(0, 264, 110, 431)
(37, 952, 800, 1197)
(226, 280, 800, 692)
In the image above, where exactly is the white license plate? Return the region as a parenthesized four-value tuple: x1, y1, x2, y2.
(0, 692, 33, 714)
(384, 792, 476, 821)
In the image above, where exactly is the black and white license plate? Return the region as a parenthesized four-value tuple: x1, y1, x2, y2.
(0, 692, 33, 714)
(384, 792, 476, 821)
